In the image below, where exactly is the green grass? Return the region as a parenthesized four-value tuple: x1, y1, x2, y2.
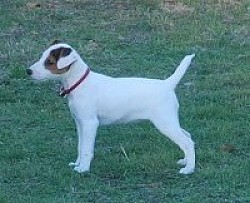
(0, 0, 250, 202)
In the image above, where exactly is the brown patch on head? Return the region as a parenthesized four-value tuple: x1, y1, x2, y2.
(50, 39, 62, 46)
(44, 47, 72, 75)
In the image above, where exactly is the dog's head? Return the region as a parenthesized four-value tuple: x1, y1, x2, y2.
(27, 41, 78, 80)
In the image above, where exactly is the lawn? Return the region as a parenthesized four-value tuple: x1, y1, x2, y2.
(0, 0, 249, 202)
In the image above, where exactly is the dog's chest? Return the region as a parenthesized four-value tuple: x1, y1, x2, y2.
(67, 96, 84, 120)
(68, 100, 77, 119)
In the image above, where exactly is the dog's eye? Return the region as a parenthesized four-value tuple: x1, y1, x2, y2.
(45, 60, 55, 66)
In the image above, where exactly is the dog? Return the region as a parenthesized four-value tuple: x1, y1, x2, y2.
(27, 41, 196, 174)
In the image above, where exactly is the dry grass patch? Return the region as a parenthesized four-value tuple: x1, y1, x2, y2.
(161, 0, 194, 14)
(84, 39, 102, 54)
(207, 0, 246, 11)
(216, 0, 244, 6)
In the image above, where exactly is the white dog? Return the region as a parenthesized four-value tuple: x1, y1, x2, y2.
(27, 41, 196, 174)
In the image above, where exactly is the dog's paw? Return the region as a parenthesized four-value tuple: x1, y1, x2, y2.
(179, 167, 194, 175)
(73, 166, 89, 173)
(69, 158, 80, 167)
(69, 162, 79, 167)
(177, 158, 187, 166)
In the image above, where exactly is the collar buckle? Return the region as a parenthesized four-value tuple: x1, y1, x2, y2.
(59, 87, 67, 98)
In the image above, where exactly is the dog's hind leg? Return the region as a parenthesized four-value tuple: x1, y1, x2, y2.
(151, 116, 195, 174)
(181, 128, 191, 138)
(177, 128, 191, 166)
(176, 128, 192, 166)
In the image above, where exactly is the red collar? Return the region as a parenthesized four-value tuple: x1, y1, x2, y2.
(60, 68, 90, 97)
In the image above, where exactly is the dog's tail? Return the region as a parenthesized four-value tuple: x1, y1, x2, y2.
(167, 54, 195, 88)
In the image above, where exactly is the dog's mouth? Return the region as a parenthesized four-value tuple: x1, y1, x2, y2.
(26, 68, 49, 81)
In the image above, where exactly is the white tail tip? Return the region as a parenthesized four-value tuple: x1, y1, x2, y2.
(186, 53, 195, 59)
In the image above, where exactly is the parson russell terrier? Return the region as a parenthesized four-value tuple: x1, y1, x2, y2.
(27, 41, 196, 174)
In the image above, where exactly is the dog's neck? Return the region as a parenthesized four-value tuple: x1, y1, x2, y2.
(60, 57, 90, 91)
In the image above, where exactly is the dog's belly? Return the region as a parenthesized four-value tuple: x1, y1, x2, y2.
(99, 116, 142, 125)
(98, 108, 148, 125)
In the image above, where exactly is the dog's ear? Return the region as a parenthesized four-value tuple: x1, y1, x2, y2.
(51, 39, 62, 45)
(57, 48, 77, 69)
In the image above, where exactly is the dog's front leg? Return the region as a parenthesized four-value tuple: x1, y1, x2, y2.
(73, 118, 99, 173)
(69, 118, 82, 167)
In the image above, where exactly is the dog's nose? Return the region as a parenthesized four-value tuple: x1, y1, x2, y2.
(26, 69, 33, 75)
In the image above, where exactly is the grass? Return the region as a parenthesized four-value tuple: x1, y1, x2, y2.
(0, 0, 249, 202)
